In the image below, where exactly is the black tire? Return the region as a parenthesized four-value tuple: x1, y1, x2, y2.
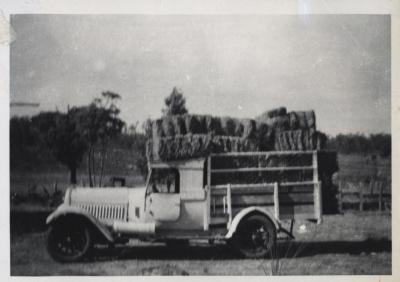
(231, 214, 276, 258)
(46, 219, 93, 262)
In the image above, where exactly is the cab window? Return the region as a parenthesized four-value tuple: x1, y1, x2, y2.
(149, 168, 180, 194)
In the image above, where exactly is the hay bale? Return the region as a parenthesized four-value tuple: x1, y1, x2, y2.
(197, 115, 208, 133)
(230, 137, 241, 151)
(267, 115, 290, 132)
(204, 116, 223, 135)
(296, 130, 304, 151)
(294, 111, 316, 130)
(161, 117, 176, 137)
(172, 115, 186, 135)
(241, 119, 256, 139)
(288, 112, 299, 130)
(233, 120, 244, 137)
(184, 115, 203, 134)
(275, 130, 322, 151)
(220, 117, 237, 136)
(256, 122, 274, 151)
(242, 138, 260, 151)
(156, 133, 236, 160)
(306, 111, 316, 129)
(267, 107, 287, 118)
(287, 131, 297, 150)
(154, 134, 263, 160)
(314, 131, 327, 150)
(254, 111, 269, 124)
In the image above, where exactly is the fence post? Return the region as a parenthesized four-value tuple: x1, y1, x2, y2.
(359, 182, 364, 212)
(379, 181, 383, 211)
(369, 180, 374, 195)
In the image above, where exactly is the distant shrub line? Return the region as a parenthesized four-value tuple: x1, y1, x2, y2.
(325, 133, 391, 158)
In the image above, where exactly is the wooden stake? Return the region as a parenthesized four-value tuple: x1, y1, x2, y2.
(274, 182, 280, 221)
(338, 181, 343, 213)
(379, 181, 383, 211)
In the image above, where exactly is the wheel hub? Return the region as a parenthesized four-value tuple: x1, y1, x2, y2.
(251, 227, 270, 247)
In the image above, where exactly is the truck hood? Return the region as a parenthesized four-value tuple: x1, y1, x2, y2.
(66, 186, 147, 206)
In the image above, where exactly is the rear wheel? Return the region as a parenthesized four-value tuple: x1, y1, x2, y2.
(231, 214, 276, 258)
(46, 219, 92, 262)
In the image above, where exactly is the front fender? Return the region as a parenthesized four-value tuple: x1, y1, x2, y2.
(225, 207, 280, 239)
(46, 204, 114, 242)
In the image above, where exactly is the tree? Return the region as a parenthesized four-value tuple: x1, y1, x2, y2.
(326, 133, 391, 157)
(30, 92, 124, 185)
(32, 111, 87, 184)
(73, 91, 125, 187)
(162, 87, 188, 116)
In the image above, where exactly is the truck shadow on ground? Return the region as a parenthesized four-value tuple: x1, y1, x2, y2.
(89, 238, 391, 261)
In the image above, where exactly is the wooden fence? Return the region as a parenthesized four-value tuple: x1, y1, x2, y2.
(338, 180, 391, 212)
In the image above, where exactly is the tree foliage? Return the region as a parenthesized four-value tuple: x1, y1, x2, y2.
(326, 133, 391, 158)
(10, 116, 53, 170)
(26, 92, 125, 185)
(162, 87, 188, 116)
(31, 111, 87, 184)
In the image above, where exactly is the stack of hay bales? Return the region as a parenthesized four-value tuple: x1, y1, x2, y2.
(148, 114, 263, 161)
(274, 130, 327, 151)
(255, 107, 327, 151)
(148, 108, 328, 161)
(255, 107, 316, 131)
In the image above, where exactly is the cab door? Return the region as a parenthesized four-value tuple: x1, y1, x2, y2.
(148, 193, 180, 221)
(146, 168, 181, 222)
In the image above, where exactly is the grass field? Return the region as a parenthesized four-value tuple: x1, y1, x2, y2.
(336, 154, 391, 182)
(10, 213, 391, 275)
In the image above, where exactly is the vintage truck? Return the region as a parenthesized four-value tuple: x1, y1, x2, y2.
(46, 150, 336, 262)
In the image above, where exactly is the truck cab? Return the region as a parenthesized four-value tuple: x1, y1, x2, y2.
(46, 150, 337, 262)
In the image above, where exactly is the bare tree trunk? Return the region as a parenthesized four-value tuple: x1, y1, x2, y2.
(88, 145, 93, 187)
(92, 146, 96, 187)
(70, 165, 77, 185)
(99, 144, 106, 187)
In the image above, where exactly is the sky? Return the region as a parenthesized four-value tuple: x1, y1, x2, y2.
(10, 14, 390, 135)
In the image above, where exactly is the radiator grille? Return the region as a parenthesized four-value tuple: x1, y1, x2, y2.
(75, 203, 128, 221)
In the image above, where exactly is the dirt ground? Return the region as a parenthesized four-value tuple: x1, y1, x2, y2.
(10, 212, 391, 276)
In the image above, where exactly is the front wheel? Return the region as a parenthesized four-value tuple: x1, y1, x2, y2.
(231, 214, 277, 258)
(46, 219, 92, 262)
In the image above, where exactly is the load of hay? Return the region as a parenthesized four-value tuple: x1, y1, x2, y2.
(147, 107, 329, 161)
(148, 134, 260, 161)
(146, 107, 338, 213)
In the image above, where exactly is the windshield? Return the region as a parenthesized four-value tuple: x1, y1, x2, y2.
(146, 168, 180, 194)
